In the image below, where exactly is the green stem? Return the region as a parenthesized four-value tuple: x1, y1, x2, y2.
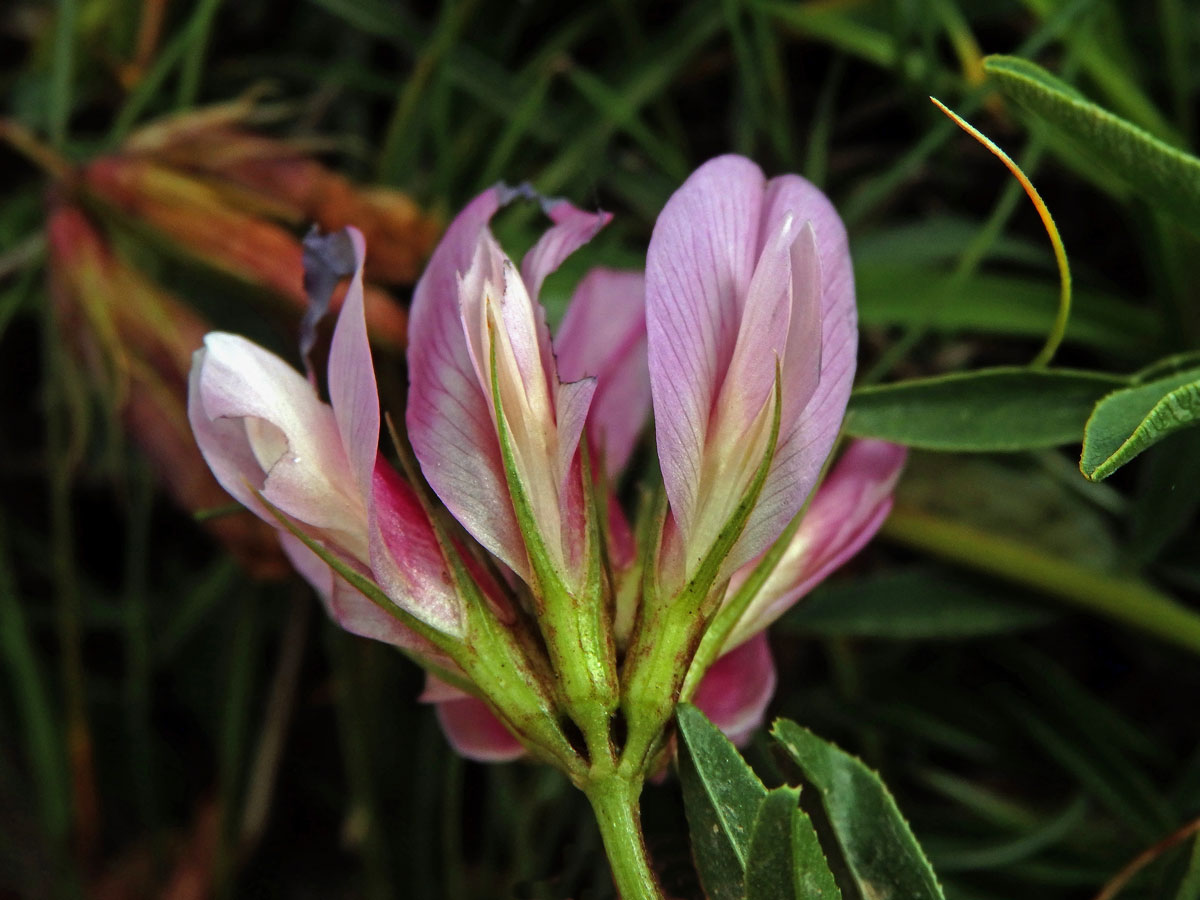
(883, 506, 1200, 656)
(583, 774, 663, 900)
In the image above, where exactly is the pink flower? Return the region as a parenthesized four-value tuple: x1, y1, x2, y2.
(646, 155, 859, 585)
(188, 159, 905, 767)
(406, 188, 646, 593)
(188, 229, 461, 659)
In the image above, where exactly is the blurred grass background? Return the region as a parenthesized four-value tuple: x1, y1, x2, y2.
(2, 0, 1200, 898)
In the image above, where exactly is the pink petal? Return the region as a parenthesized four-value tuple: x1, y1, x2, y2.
(723, 440, 907, 650)
(370, 459, 463, 635)
(277, 530, 453, 664)
(483, 261, 580, 569)
(277, 528, 335, 598)
(407, 189, 531, 575)
(646, 156, 768, 545)
(555, 269, 650, 476)
(327, 227, 377, 503)
(739, 175, 858, 573)
(647, 157, 858, 580)
(456, 231, 512, 411)
(187, 348, 274, 520)
(691, 633, 776, 746)
(189, 335, 365, 547)
(716, 218, 813, 436)
(409, 190, 610, 582)
(324, 229, 463, 634)
(555, 377, 598, 493)
(419, 674, 468, 703)
(434, 694, 526, 763)
(520, 198, 612, 304)
(607, 494, 636, 570)
(494, 258, 555, 426)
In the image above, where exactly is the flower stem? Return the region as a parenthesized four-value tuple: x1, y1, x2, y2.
(583, 773, 663, 900)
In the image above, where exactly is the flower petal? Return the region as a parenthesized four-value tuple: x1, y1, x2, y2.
(555, 377, 597, 493)
(277, 530, 451, 663)
(740, 175, 858, 575)
(691, 633, 776, 746)
(327, 227, 377, 502)
(724, 440, 907, 650)
(555, 269, 649, 476)
(370, 459, 463, 635)
(646, 155, 767, 546)
(407, 189, 531, 574)
(189, 335, 364, 547)
(433, 693, 526, 763)
(277, 528, 334, 598)
(520, 198, 612, 303)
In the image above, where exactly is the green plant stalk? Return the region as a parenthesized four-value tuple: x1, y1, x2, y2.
(583, 772, 662, 900)
(882, 506, 1200, 656)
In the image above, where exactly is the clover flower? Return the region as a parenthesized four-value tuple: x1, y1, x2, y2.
(188, 155, 904, 899)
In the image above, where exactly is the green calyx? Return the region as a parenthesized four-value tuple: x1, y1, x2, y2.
(619, 364, 784, 774)
(255, 470, 584, 778)
(488, 315, 620, 769)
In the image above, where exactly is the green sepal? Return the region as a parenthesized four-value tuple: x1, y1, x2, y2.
(682, 497, 806, 701)
(678, 360, 784, 613)
(263, 442, 581, 777)
(450, 555, 586, 777)
(487, 311, 618, 759)
(384, 415, 585, 775)
(619, 366, 783, 774)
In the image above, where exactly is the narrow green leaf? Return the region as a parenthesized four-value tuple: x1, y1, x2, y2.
(882, 506, 1200, 658)
(746, 787, 842, 900)
(49, 0, 77, 146)
(1134, 351, 1200, 383)
(780, 569, 1057, 639)
(1081, 366, 1200, 481)
(108, 0, 230, 143)
(845, 367, 1126, 451)
(984, 55, 1200, 234)
(305, 0, 421, 44)
(756, 1, 902, 70)
(677, 703, 767, 900)
(897, 454, 1119, 570)
(927, 795, 1086, 871)
(772, 719, 945, 900)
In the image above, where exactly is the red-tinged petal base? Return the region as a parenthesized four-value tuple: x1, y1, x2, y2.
(690, 632, 777, 746)
(434, 694, 527, 763)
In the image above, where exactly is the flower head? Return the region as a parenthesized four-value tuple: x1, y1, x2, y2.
(187, 157, 903, 775)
